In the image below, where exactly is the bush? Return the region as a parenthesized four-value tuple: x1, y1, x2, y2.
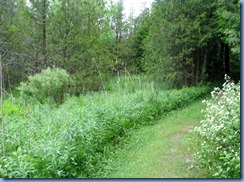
(17, 67, 73, 103)
(193, 75, 240, 178)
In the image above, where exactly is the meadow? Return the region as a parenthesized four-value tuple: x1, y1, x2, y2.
(0, 74, 211, 178)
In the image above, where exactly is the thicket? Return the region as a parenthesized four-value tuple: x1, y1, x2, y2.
(193, 75, 240, 178)
(0, 79, 210, 178)
(17, 67, 73, 103)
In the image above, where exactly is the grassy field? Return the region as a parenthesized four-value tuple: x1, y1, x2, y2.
(0, 75, 212, 178)
(106, 99, 208, 178)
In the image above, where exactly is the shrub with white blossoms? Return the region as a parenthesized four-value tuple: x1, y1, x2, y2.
(194, 75, 240, 178)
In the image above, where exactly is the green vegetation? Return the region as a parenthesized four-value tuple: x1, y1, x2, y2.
(193, 76, 240, 178)
(17, 67, 73, 103)
(0, 0, 240, 179)
(106, 100, 206, 178)
(142, 0, 240, 86)
(0, 77, 210, 177)
(0, 0, 240, 91)
(104, 74, 169, 93)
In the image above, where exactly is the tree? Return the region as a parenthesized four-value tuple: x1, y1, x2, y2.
(216, 0, 240, 79)
(0, 0, 240, 91)
(28, 0, 50, 70)
(130, 8, 150, 73)
(142, 0, 240, 88)
(0, 0, 33, 87)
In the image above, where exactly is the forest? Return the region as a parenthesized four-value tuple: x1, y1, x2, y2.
(0, 0, 240, 178)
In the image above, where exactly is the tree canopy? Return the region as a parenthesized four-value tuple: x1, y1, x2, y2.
(0, 0, 240, 91)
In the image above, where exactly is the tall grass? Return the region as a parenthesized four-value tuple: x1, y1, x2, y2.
(104, 74, 169, 93)
(0, 77, 211, 178)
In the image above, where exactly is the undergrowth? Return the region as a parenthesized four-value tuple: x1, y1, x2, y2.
(0, 78, 211, 178)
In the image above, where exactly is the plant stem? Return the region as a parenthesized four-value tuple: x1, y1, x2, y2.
(0, 55, 6, 168)
(92, 58, 106, 91)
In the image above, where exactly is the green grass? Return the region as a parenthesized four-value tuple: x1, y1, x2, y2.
(104, 74, 169, 93)
(105, 99, 208, 178)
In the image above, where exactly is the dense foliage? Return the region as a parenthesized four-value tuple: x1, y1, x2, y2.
(142, 0, 240, 87)
(193, 76, 240, 178)
(0, 80, 210, 178)
(0, 0, 240, 91)
(17, 67, 73, 103)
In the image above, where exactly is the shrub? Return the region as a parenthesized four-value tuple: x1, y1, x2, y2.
(17, 67, 73, 103)
(193, 75, 240, 178)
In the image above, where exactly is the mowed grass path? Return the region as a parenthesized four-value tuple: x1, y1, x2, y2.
(106, 100, 207, 178)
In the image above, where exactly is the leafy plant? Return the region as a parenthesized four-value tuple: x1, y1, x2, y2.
(1, 100, 26, 121)
(193, 75, 240, 178)
(17, 67, 73, 103)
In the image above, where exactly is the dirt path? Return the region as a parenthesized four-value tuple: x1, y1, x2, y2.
(106, 100, 205, 178)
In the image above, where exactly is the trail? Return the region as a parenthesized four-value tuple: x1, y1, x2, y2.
(106, 100, 206, 178)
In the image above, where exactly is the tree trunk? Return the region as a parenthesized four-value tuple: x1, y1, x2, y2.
(35, 51, 39, 73)
(195, 50, 200, 84)
(224, 43, 230, 76)
(220, 42, 224, 76)
(201, 48, 207, 83)
(0, 55, 6, 168)
(42, 0, 47, 67)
